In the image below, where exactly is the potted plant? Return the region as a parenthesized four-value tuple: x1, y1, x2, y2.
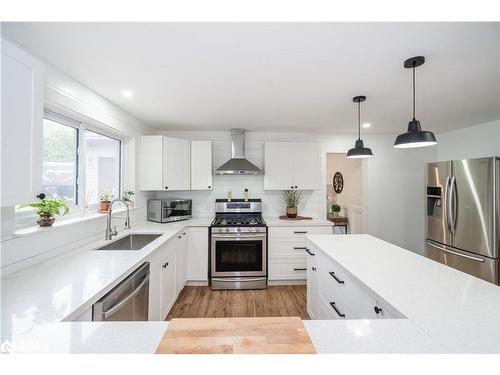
(19, 193, 69, 227)
(332, 204, 341, 217)
(122, 190, 135, 204)
(99, 190, 114, 213)
(282, 189, 303, 218)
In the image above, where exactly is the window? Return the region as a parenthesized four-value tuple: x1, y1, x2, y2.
(42, 117, 79, 205)
(84, 130, 121, 207)
(15, 110, 123, 228)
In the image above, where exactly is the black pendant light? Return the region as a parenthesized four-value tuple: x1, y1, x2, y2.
(347, 96, 373, 159)
(394, 56, 437, 148)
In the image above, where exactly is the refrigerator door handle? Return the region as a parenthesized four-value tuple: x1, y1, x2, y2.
(444, 176, 451, 233)
(426, 241, 485, 263)
(449, 176, 458, 235)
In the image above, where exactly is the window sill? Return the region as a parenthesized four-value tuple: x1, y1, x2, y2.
(4, 206, 138, 242)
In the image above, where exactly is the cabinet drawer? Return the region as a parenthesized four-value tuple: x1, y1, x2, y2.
(268, 258, 307, 280)
(149, 237, 176, 270)
(269, 226, 332, 239)
(268, 240, 309, 259)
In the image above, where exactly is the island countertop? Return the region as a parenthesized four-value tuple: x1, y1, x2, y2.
(306, 234, 500, 354)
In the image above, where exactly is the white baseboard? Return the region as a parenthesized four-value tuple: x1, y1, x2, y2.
(268, 279, 307, 286)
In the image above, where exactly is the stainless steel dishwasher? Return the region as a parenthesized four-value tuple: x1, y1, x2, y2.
(92, 262, 149, 321)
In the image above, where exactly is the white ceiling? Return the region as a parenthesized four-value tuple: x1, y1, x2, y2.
(3, 22, 499, 134)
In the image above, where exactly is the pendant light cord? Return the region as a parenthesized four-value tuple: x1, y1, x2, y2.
(357, 100, 361, 140)
(412, 65, 416, 120)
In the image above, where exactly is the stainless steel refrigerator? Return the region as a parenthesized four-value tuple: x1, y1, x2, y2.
(425, 157, 499, 285)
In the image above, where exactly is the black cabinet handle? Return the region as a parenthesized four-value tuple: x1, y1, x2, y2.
(178, 235, 182, 239)
(329, 302, 346, 318)
(36, 193, 46, 200)
(293, 246, 307, 250)
(294, 231, 307, 234)
(305, 248, 315, 256)
(293, 267, 307, 271)
(329, 271, 345, 284)
(208, 186, 211, 189)
(165, 186, 168, 189)
(290, 186, 294, 189)
(374, 306, 383, 314)
(162, 262, 169, 268)
(312, 267, 317, 271)
(182, 232, 186, 235)
(294, 186, 298, 189)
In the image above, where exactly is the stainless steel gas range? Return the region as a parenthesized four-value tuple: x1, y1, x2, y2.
(210, 199, 267, 290)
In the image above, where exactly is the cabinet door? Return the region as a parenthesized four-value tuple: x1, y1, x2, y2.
(264, 142, 295, 190)
(174, 232, 187, 295)
(160, 256, 176, 319)
(191, 140, 213, 190)
(1, 39, 44, 206)
(164, 137, 190, 190)
(306, 249, 319, 319)
(293, 142, 320, 190)
(187, 227, 209, 282)
(181, 231, 188, 286)
(148, 265, 162, 320)
(139, 135, 164, 190)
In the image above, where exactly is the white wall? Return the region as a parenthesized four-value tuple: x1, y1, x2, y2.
(436, 120, 500, 160)
(155, 130, 435, 254)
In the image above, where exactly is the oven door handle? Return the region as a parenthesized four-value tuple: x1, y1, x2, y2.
(211, 234, 266, 239)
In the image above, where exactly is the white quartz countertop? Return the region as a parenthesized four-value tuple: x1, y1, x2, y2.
(306, 234, 500, 354)
(264, 217, 333, 227)
(0, 219, 210, 341)
(3, 322, 169, 353)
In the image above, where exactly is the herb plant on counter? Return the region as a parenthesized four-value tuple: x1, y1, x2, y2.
(282, 189, 303, 218)
(19, 193, 69, 227)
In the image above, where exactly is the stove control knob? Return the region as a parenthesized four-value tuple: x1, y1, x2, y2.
(218, 228, 222, 233)
(225, 228, 230, 232)
(237, 228, 241, 232)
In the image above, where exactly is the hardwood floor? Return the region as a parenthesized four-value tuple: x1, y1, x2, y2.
(166, 286, 310, 320)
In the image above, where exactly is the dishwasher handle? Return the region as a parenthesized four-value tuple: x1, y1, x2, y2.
(101, 274, 149, 319)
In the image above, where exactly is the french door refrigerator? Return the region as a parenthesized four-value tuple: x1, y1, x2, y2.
(425, 157, 499, 285)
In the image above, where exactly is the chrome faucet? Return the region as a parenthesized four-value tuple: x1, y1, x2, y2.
(105, 199, 131, 240)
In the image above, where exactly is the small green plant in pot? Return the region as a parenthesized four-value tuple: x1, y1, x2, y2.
(99, 190, 114, 213)
(332, 204, 341, 217)
(20, 193, 69, 227)
(122, 190, 135, 203)
(282, 189, 303, 218)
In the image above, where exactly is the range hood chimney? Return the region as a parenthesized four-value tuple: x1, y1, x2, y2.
(215, 129, 261, 175)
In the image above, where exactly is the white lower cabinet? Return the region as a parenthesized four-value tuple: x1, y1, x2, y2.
(160, 254, 176, 319)
(175, 230, 188, 295)
(306, 241, 403, 320)
(268, 226, 332, 282)
(187, 227, 209, 283)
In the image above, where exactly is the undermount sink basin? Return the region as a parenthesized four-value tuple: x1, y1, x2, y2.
(95, 234, 162, 251)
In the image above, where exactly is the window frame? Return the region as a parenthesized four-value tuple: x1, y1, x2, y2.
(14, 108, 124, 229)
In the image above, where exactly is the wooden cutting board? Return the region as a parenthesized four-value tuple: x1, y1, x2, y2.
(155, 317, 316, 354)
(278, 215, 313, 220)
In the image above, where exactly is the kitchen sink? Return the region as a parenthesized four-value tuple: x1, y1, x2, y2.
(95, 234, 162, 251)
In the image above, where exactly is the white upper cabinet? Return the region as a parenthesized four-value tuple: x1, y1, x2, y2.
(139, 135, 191, 191)
(164, 137, 190, 191)
(190, 140, 213, 190)
(264, 142, 320, 190)
(1, 38, 44, 207)
(139, 135, 164, 190)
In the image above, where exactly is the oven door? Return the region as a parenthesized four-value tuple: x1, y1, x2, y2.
(211, 233, 267, 277)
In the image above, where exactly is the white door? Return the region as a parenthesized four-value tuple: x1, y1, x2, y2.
(191, 140, 213, 190)
(263, 142, 295, 190)
(1, 38, 44, 206)
(139, 135, 163, 190)
(187, 227, 209, 282)
(160, 256, 176, 319)
(164, 137, 190, 190)
(148, 265, 162, 320)
(292, 142, 320, 190)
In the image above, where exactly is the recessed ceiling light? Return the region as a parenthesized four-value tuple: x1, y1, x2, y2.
(362, 123, 371, 128)
(121, 90, 133, 98)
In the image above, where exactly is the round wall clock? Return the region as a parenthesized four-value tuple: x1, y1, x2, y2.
(333, 172, 344, 194)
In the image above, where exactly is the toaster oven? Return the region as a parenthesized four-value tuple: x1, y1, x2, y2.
(147, 199, 192, 223)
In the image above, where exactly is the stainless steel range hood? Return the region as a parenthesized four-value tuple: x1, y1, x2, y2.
(215, 129, 261, 175)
